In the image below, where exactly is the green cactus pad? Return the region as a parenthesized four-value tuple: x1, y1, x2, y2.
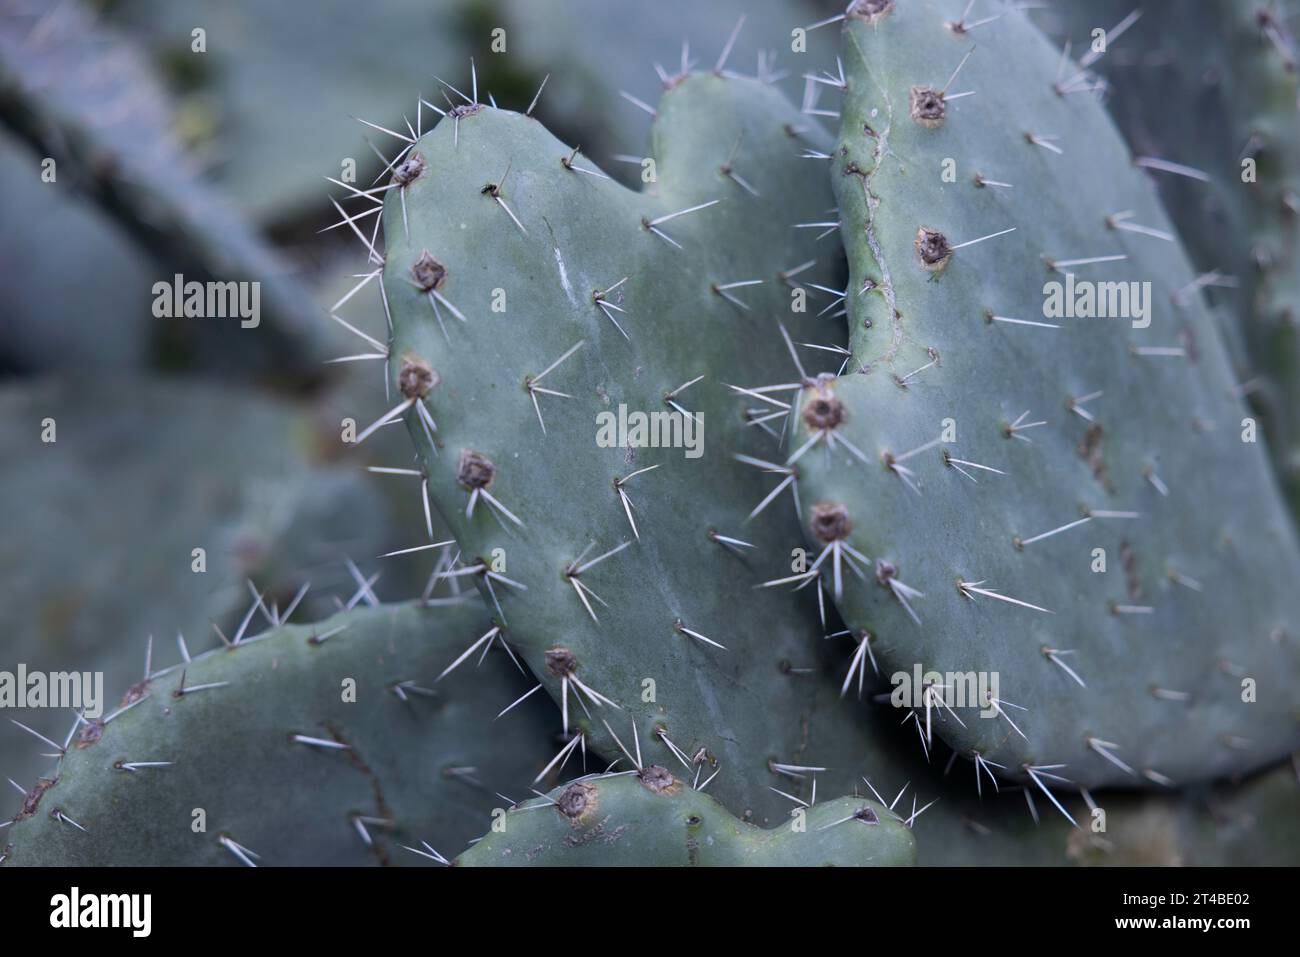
(369, 68, 871, 822)
(786, 0, 1300, 793)
(1049, 0, 1300, 519)
(456, 769, 915, 866)
(1, 602, 561, 866)
(0, 377, 398, 793)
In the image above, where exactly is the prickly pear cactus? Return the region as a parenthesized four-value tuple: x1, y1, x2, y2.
(1049, 0, 1300, 518)
(365, 67, 871, 822)
(6, 0, 1300, 873)
(0, 602, 563, 866)
(0, 378, 395, 794)
(785, 0, 1300, 794)
(1223, 2, 1300, 511)
(497, 0, 837, 177)
(456, 770, 915, 866)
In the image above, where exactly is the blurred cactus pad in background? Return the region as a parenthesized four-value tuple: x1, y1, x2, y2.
(0, 0, 1297, 868)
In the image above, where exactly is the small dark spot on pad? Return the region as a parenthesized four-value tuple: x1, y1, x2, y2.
(411, 250, 448, 292)
(847, 0, 894, 24)
(810, 503, 852, 543)
(456, 449, 496, 490)
(544, 647, 578, 679)
(76, 720, 104, 748)
(854, 806, 880, 825)
(875, 559, 899, 587)
(802, 392, 845, 432)
(17, 778, 56, 820)
(914, 226, 952, 271)
(556, 781, 597, 820)
(1077, 423, 1110, 490)
(390, 151, 426, 187)
(1120, 540, 1141, 600)
(637, 765, 680, 794)
(120, 679, 150, 707)
(398, 355, 438, 400)
(909, 86, 946, 127)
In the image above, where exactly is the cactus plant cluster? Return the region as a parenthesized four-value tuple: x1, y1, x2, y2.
(3, 1, 1299, 869)
(3, 603, 560, 866)
(0, 378, 393, 793)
